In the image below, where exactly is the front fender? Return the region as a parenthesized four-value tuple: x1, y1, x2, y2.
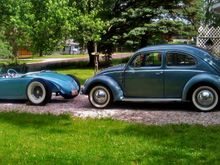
(182, 73, 220, 101)
(82, 75, 123, 101)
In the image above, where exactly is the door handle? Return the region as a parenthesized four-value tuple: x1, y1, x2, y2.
(155, 71, 163, 75)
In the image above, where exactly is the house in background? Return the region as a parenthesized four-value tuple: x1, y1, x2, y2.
(17, 48, 32, 58)
(211, 3, 220, 14)
(196, 3, 220, 56)
(62, 39, 80, 55)
(170, 35, 192, 44)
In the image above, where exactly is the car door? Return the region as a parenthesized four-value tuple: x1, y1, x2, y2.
(164, 51, 200, 98)
(0, 77, 28, 99)
(123, 51, 164, 98)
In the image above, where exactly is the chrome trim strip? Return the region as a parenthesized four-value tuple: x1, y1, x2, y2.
(122, 98, 182, 102)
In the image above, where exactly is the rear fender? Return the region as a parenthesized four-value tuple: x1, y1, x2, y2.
(182, 73, 220, 101)
(29, 78, 60, 93)
(83, 75, 123, 101)
(46, 81, 61, 92)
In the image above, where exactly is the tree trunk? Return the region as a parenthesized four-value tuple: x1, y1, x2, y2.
(140, 34, 149, 48)
(39, 49, 43, 57)
(87, 41, 95, 67)
(12, 45, 18, 64)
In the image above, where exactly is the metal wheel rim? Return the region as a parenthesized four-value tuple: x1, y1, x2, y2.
(89, 86, 111, 108)
(27, 81, 46, 104)
(192, 86, 218, 111)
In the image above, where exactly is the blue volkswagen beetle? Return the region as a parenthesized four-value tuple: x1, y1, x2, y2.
(82, 45, 220, 111)
(0, 69, 80, 105)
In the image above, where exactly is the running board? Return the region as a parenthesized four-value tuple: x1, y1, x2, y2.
(122, 98, 182, 102)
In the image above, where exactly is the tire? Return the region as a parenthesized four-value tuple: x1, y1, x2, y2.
(62, 74, 81, 99)
(89, 85, 112, 108)
(26, 80, 52, 105)
(192, 86, 219, 112)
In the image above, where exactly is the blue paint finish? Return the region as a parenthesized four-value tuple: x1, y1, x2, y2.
(182, 73, 220, 101)
(164, 69, 204, 98)
(124, 67, 164, 98)
(83, 75, 124, 101)
(82, 44, 220, 103)
(0, 70, 79, 100)
(0, 77, 31, 99)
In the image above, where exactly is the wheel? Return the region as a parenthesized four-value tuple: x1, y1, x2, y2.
(192, 86, 219, 112)
(62, 74, 80, 99)
(26, 80, 52, 105)
(89, 85, 112, 108)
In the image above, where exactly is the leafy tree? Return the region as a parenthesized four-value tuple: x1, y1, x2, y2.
(98, 0, 204, 51)
(0, 0, 205, 66)
(29, 0, 74, 56)
(0, 0, 32, 63)
(0, 38, 12, 59)
(69, 0, 107, 66)
(0, 0, 75, 58)
(204, 0, 220, 27)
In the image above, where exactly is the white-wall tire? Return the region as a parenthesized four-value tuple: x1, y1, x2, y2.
(192, 86, 218, 112)
(89, 85, 112, 108)
(26, 80, 50, 105)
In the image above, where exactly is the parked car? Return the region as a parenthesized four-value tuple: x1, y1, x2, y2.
(82, 44, 220, 112)
(0, 69, 80, 105)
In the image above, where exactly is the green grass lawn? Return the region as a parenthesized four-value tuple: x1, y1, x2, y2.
(0, 59, 43, 65)
(32, 54, 86, 59)
(0, 112, 220, 164)
(55, 68, 94, 84)
(19, 59, 43, 63)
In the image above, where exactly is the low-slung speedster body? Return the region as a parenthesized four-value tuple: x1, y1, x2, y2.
(0, 69, 80, 105)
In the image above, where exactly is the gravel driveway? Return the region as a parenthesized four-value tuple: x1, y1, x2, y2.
(0, 94, 220, 125)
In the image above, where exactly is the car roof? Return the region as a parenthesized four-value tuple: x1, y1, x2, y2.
(136, 44, 210, 58)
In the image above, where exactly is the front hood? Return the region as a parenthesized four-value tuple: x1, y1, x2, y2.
(22, 70, 79, 90)
(97, 64, 126, 75)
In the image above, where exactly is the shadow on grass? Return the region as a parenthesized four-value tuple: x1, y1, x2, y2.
(0, 112, 72, 129)
(1, 112, 220, 163)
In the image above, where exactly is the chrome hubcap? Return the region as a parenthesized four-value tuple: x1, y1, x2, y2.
(94, 89, 107, 104)
(197, 90, 214, 106)
(32, 86, 43, 99)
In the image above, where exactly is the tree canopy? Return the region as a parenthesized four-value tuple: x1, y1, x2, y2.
(0, 0, 213, 64)
(98, 0, 204, 51)
(204, 0, 220, 27)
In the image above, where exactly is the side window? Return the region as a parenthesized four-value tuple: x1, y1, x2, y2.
(131, 52, 162, 67)
(166, 52, 196, 66)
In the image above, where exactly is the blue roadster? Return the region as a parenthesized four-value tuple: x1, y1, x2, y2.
(0, 69, 80, 105)
(82, 44, 220, 112)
